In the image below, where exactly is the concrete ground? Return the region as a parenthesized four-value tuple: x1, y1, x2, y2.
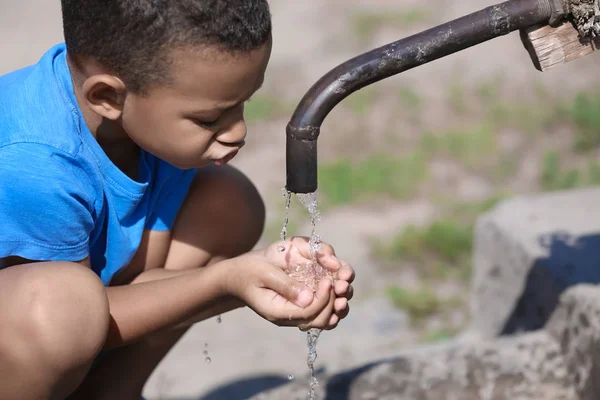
(2, 1, 598, 399)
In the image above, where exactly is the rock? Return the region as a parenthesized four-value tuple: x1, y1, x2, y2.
(546, 285, 600, 399)
(252, 331, 577, 400)
(253, 284, 600, 400)
(468, 187, 600, 339)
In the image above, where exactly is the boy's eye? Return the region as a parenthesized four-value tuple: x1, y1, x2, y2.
(192, 117, 219, 128)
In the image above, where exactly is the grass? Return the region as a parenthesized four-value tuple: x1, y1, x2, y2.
(318, 152, 428, 206)
(341, 88, 378, 115)
(351, 8, 431, 43)
(448, 77, 467, 115)
(475, 75, 503, 104)
(486, 101, 556, 136)
(386, 286, 441, 325)
(449, 195, 505, 219)
(261, 192, 305, 242)
(374, 196, 503, 282)
(376, 219, 472, 263)
(540, 151, 600, 191)
(565, 93, 600, 152)
(386, 285, 464, 328)
(422, 327, 461, 343)
(244, 94, 293, 123)
(398, 86, 423, 111)
(420, 124, 495, 170)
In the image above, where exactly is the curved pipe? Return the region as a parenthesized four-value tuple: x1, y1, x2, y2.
(286, 0, 553, 193)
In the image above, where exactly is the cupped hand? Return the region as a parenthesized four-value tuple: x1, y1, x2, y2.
(263, 236, 355, 329)
(224, 250, 337, 329)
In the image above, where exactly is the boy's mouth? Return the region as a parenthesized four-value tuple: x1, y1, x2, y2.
(213, 149, 239, 167)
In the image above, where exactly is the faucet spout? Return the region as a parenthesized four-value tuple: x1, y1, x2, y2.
(286, 0, 554, 194)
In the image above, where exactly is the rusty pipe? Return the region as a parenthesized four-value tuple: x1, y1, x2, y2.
(286, 0, 555, 194)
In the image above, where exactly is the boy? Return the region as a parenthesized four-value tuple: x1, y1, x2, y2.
(0, 1, 355, 399)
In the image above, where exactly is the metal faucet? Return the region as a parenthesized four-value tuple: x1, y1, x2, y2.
(285, 0, 579, 194)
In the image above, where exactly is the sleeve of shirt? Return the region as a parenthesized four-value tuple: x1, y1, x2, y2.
(145, 165, 197, 232)
(0, 143, 95, 261)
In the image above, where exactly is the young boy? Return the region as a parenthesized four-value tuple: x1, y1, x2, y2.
(0, 1, 355, 399)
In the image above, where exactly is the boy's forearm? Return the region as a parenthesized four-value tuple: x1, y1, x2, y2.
(171, 296, 245, 329)
(129, 265, 247, 328)
(104, 259, 235, 349)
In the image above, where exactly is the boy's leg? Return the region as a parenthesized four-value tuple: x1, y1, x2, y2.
(0, 262, 109, 400)
(70, 165, 266, 400)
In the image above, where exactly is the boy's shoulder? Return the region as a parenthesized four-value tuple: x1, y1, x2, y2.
(0, 44, 81, 157)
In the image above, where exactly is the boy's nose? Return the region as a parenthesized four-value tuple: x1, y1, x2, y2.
(216, 105, 247, 146)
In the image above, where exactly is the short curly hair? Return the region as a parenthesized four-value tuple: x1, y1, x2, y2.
(61, 0, 272, 94)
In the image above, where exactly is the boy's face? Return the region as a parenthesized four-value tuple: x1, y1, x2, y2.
(122, 41, 271, 169)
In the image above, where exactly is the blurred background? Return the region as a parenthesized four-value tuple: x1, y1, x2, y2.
(1, 0, 599, 399)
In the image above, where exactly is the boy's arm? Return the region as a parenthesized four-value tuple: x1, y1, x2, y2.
(2, 253, 237, 349)
(110, 228, 246, 329)
(103, 260, 234, 349)
(114, 229, 246, 334)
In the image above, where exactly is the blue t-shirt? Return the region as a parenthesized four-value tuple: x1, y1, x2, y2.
(0, 43, 196, 285)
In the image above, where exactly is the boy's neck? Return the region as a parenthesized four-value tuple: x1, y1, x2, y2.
(67, 54, 141, 181)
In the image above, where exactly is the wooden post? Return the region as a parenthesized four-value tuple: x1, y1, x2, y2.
(520, 21, 599, 72)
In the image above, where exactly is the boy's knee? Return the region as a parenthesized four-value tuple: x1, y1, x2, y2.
(191, 165, 266, 253)
(6, 262, 109, 372)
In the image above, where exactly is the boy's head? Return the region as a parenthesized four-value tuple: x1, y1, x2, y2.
(61, 0, 272, 169)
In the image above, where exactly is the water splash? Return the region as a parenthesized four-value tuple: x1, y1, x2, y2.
(296, 192, 322, 259)
(288, 374, 295, 381)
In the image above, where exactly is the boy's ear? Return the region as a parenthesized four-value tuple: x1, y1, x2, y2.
(81, 74, 127, 121)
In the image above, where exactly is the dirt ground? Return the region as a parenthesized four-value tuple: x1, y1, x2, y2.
(1, 1, 599, 399)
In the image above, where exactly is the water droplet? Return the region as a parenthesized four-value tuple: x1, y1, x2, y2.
(203, 350, 208, 356)
(216, 315, 222, 323)
(205, 357, 212, 364)
(280, 190, 292, 242)
(277, 245, 285, 252)
(288, 374, 295, 380)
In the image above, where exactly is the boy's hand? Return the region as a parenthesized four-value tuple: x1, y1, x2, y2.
(264, 237, 354, 328)
(225, 237, 354, 330)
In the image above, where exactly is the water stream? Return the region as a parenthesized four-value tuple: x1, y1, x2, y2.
(281, 190, 332, 400)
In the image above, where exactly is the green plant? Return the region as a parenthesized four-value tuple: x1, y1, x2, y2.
(386, 286, 441, 324)
(376, 218, 472, 264)
(341, 88, 378, 115)
(540, 151, 581, 191)
(566, 93, 600, 152)
(450, 195, 505, 220)
(373, 196, 505, 282)
(398, 86, 422, 110)
(244, 94, 292, 123)
(350, 9, 430, 43)
(486, 102, 556, 136)
(420, 124, 495, 170)
(588, 162, 600, 185)
(540, 151, 600, 191)
(476, 76, 503, 103)
(422, 327, 460, 343)
(448, 77, 467, 115)
(318, 152, 428, 206)
(261, 191, 305, 241)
